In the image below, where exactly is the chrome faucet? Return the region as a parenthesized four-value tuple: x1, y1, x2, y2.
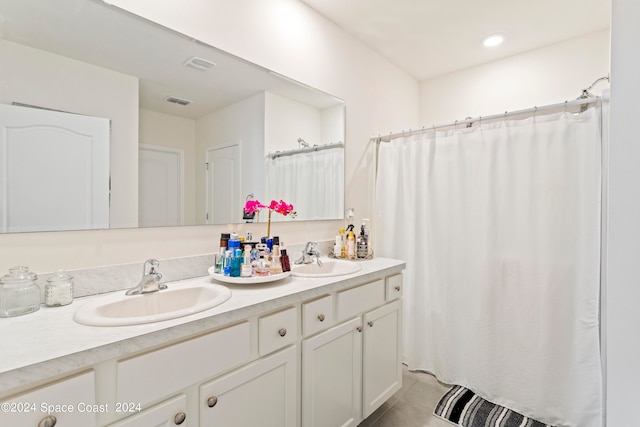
(125, 259, 167, 295)
(295, 242, 323, 266)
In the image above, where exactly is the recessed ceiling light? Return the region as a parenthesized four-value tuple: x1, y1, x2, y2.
(483, 34, 504, 47)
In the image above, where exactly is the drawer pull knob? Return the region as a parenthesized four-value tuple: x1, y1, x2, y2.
(317, 314, 325, 322)
(38, 416, 57, 427)
(174, 412, 187, 425)
(207, 396, 218, 408)
(278, 328, 287, 337)
(395, 285, 401, 291)
(356, 326, 362, 333)
(368, 321, 374, 327)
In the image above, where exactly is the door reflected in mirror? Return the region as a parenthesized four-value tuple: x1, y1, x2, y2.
(0, 0, 345, 232)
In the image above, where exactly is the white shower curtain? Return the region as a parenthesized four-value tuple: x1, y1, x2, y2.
(375, 108, 602, 427)
(265, 146, 344, 221)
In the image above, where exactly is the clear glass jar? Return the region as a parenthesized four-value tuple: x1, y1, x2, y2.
(45, 271, 74, 307)
(0, 266, 41, 317)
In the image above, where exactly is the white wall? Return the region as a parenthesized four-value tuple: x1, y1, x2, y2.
(0, 39, 139, 229)
(606, 0, 640, 424)
(265, 92, 322, 152)
(419, 30, 610, 125)
(322, 104, 345, 146)
(196, 93, 266, 223)
(0, 0, 418, 273)
(139, 109, 197, 224)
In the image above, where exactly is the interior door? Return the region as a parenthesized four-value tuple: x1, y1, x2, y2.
(205, 144, 240, 224)
(0, 104, 110, 232)
(139, 144, 184, 227)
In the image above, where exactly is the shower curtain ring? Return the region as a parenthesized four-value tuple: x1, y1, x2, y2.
(454, 120, 458, 131)
(564, 100, 568, 113)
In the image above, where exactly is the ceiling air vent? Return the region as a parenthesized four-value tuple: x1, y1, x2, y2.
(183, 56, 217, 71)
(165, 96, 191, 106)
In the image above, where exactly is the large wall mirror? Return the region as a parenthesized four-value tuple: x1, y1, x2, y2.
(0, 0, 345, 233)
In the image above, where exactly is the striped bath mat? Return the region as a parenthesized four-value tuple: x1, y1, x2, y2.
(434, 385, 554, 427)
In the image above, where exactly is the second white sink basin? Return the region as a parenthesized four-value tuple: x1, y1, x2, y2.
(73, 282, 231, 326)
(291, 259, 362, 278)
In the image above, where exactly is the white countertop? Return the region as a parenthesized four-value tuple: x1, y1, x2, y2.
(0, 257, 404, 395)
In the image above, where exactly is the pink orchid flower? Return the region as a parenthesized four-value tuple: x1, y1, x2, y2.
(244, 199, 296, 218)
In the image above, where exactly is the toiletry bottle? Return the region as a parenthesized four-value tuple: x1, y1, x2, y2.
(357, 223, 369, 258)
(241, 245, 253, 277)
(220, 233, 230, 253)
(270, 246, 283, 275)
(340, 228, 347, 258)
(334, 230, 343, 257)
(280, 243, 291, 272)
(223, 250, 233, 276)
(347, 230, 356, 260)
(228, 232, 241, 253)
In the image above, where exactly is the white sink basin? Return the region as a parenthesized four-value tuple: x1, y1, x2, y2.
(73, 283, 231, 326)
(291, 259, 362, 278)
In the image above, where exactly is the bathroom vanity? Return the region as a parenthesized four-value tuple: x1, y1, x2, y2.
(0, 257, 404, 427)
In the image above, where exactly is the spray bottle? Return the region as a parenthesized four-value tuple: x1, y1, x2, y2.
(346, 224, 356, 260)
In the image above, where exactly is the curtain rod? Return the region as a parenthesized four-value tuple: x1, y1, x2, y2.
(269, 141, 344, 159)
(374, 96, 600, 143)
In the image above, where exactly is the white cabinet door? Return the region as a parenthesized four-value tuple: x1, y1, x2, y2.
(107, 394, 187, 427)
(362, 299, 402, 418)
(0, 370, 96, 427)
(199, 346, 296, 427)
(302, 317, 363, 427)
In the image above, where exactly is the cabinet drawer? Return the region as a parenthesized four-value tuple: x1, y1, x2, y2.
(108, 394, 187, 427)
(336, 280, 385, 321)
(385, 274, 403, 301)
(117, 321, 250, 405)
(259, 307, 297, 356)
(302, 295, 334, 337)
(0, 370, 95, 426)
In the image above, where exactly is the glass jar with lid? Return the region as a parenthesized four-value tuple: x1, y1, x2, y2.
(45, 270, 74, 307)
(0, 266, 41, 317)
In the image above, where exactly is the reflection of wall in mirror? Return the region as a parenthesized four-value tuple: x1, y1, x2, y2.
(139, 109, 196, 225)
(196, 93, 265, 224)
(0, 38, 138, 229)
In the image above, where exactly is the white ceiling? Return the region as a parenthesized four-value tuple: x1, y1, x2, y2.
(299, 0, 611, 81)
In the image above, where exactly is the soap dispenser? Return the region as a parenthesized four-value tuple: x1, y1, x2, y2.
(357, 222, 369, 259)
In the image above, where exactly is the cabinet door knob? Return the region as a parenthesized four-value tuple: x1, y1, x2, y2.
(368, 321, 374, 327)
(207, 396, 218, 408)
(278, 328, 287, 337)
(395, 285, 401, 292)
(38, 416, 57, 427)
(317, 314, 325, 322)
(174, 412, 187, 425)
(356, 326, 362, 333)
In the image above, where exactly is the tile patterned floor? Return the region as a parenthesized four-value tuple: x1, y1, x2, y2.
(358, 366, 453, 427)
